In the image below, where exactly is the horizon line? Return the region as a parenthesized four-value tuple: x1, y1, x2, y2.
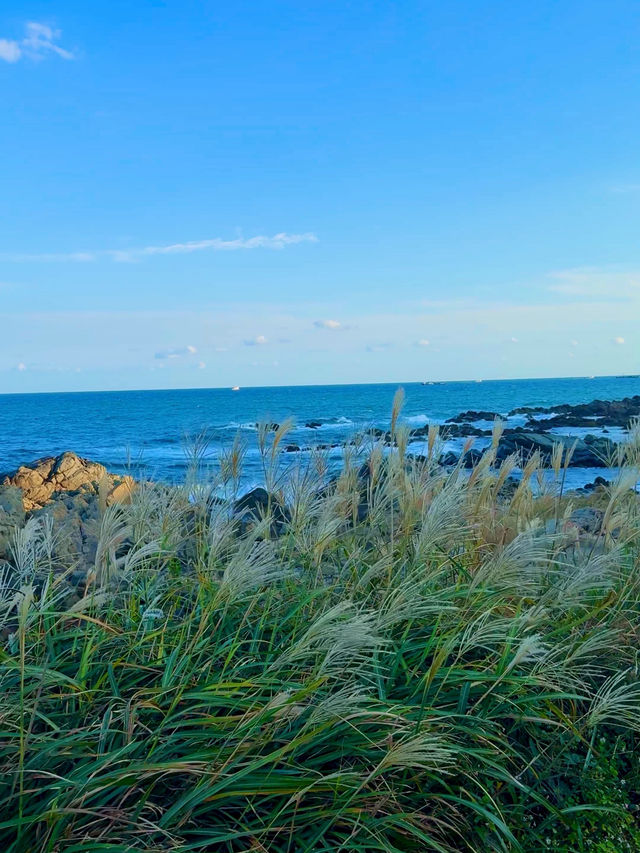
(0, 372, 635, 397)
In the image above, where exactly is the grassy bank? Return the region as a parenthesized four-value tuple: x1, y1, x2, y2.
(1, 402, 640, 851)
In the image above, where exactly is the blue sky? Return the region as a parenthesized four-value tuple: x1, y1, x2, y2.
(1, 0, 639, 392)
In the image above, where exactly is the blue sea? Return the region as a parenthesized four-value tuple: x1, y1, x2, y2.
(1, 376, 638, 489)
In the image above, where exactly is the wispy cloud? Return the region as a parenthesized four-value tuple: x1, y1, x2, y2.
(415, 339, 430, 347)
(609, 183, 640, 194)
(244, 335, 268, 346)
(613, 336, 625, 345)
(2, 232, 318, 263)
(154, 345, 197, 360)
(313, 319, 342, 330)
(0, 22, 74, 63)
(547, 267, 640, 299)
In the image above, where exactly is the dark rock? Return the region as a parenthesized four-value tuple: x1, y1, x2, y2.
(0, 485, 26, 558)
(567, 507, 604, 534)
(411, 422, 489, 439)
(285, 444, 301, 453)
(233, 487, 290, 532)
(496, 433, 610, 467)
(584, 476, 610, 492)
(446, 410, 500, 424)
(439, 452, 460, 467)
(461, 449, 485, 468)
(510, 395, 640, 429)
(305, 421, 322, 429)
(234, 487, 271, 515)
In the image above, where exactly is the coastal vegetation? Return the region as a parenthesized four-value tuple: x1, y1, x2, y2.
(1, 393, 640, 851)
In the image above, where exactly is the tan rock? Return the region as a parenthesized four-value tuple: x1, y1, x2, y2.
(3, 452, 115, 510)
(107, 477, 136, 505)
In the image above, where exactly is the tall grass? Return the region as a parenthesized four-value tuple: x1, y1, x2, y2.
(1, 407, 640, 851)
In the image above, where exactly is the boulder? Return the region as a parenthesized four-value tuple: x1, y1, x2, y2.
(439, 451, 460, 467)
(495, 433, 609, 468)
(233, 487, 290, 532)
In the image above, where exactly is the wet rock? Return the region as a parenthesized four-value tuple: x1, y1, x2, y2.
(439, 452, 460, 467)
(511, 395, 640, 429)
(412, 422, 489, 439)
(582, 476, 610, 493)
(461, 449, 485, 468)
(305, 421, 322, 429)
(285, 444, 301, 453)
(495, 433, 609, 467)
(446, 410, 500, 424)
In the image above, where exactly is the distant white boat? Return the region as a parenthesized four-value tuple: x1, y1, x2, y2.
(231, 386, 240, 391)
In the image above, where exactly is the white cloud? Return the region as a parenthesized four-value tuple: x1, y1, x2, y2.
(570, 339, 578, 346)
(3, 232, 318, 263)
(416, 339, 430, 347)
(16, 362, 27, 371)
(613, 336, 625, 345)
(0, 21, 74, 63)
(154, 345, 197, 360)
(244, 335, 268, 346)
(0, 39, 21, 62)
(511, 336, 519, 343)
(198, 361, 206, 369)
(314, 319, 342, 329)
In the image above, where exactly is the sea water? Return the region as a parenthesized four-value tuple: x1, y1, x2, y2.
(0, 375, 638, 488)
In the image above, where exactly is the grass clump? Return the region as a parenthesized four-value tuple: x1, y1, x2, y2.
(1, 406, 640, 851)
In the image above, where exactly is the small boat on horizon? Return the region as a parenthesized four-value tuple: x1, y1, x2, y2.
(231, 386, 240, 391)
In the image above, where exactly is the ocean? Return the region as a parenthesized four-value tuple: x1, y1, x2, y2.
(1, 375, 638, 489)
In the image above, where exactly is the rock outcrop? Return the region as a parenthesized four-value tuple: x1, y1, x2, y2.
(1, 452, 134, 511)
(510, 395, 640, 429)
(495, 433, 614, 467)
(0, 453, 136, 568)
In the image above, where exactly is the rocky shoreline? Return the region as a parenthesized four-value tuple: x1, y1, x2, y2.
(297, 394, 639, 468)
(0, 396, 637, 576)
